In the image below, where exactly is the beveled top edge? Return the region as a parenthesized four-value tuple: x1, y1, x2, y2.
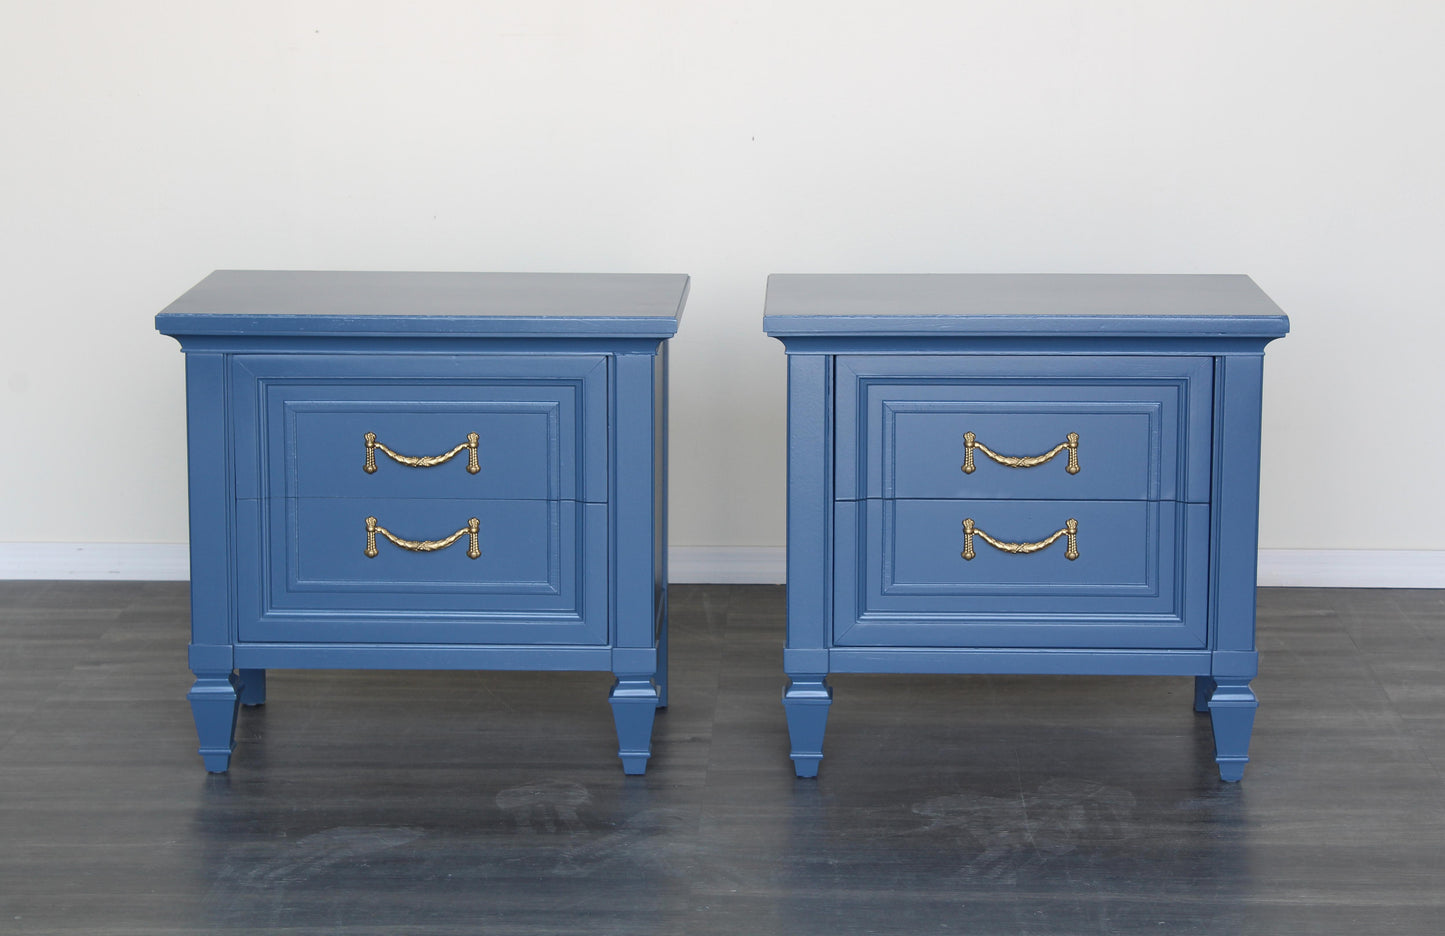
(763, 274, 1289, 337)
(156, 270, 689, 338)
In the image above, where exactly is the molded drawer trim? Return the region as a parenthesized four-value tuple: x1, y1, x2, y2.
(835, 355, 1214, 503)
(231, 353, 608, 503)
(234, 499, 608, 646)
(879, 498, 1162, 598)
(834, 499, 1210, 649)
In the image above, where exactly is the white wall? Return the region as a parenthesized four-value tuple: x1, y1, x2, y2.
(2, 2, 1443, 574)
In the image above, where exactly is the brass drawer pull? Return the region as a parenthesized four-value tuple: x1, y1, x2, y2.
(364, 431, 480, 474)
(963, 431, 1079, 474)
(365, 516, 481, 559)
(962, 517, 1078, 561)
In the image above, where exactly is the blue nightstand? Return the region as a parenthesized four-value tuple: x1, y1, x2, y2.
(764, 274, 1288, 780)
(158, 271, 687, 774)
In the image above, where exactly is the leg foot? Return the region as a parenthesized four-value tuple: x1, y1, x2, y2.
(609, 677, 659, 775)
(783, 675, 832, 778)
(1194, 675, 1216, 713)
(238, 668, 267, 707)
(1208, 677, 1257, 782)
(188, 671, 240, 773)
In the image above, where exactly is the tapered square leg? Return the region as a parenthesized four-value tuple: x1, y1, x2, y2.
(188, 671, 241, 772)
(237, 668, 266, 707)
(609, 677, 659, 775)
(1194, 675, 1217, 713)
(1208, 678, 1258, 781)
(783, 676, 832, 778)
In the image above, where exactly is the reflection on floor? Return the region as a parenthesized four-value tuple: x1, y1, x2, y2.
(1, 583, 1443, 934)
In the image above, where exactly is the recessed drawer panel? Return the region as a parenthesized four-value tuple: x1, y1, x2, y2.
(833, 498, 1210, 649)
(835, 355, 1214, 502)
(230, 354, 608, 503)
(234, 497, 608, 646)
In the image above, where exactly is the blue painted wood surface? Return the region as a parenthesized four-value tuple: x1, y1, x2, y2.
(766, 273, 1287, 781)
(232, 643, 615, 671)
(157, 271, 690, 338)
(230, 352, 609, 503)
(158, 270, 686, 773)
(833, 499, 1211, 649)
(232, 498, 609, 646)
(237, 668, 266, 707)
(607, 351, 669, 772)
(829, 647, 1214, 676)
(764, 274, 1289, 338)
(835, 354, 1215, 503)
(781, 354, 836, 775)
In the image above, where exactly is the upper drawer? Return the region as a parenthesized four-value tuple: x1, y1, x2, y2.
(230, 354, 608, 502)
(835, 355, 1214, 503)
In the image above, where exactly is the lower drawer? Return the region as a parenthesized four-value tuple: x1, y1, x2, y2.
(833, 498, 1209, 649)
(234, 497, 608, 646)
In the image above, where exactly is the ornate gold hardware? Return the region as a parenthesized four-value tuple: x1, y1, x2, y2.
(963, 431, 1079, 474)
(365, 516, 481, 559)
(962, 517, 1078, 561)
(364, 431, 480, 474)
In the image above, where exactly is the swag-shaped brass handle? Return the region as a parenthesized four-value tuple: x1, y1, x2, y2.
(963, 431, 1079, 474)
(365, 516, 481, 559)
(364, 431, 480, 474)
(962, 517, 1078, 561)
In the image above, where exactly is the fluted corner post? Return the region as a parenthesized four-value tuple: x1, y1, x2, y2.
(654, 343, 670, 711)
(1207, 351, 1270, 781)
(609, 349, 666, 774)
(182, 351, 241, 772)
(782, 352, 835, 778)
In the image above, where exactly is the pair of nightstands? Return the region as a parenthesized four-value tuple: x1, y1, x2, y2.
(157, 271, 1287, 780)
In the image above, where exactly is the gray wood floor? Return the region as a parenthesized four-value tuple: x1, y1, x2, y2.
(1, 584, 1442, 935)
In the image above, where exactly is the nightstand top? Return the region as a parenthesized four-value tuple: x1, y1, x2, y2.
(157, 271, 689, 339)
(763, 274, 1288, 338)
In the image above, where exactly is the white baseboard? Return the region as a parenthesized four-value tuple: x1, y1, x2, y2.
(1256, 549, 1445, 588)
(0, 543, 191, 581)
(668, 546, 786, 584)
(1, 543, 1441, 588)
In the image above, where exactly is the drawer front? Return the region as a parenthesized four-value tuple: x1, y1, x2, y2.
(235, 497, 608, 645)
(835, 356, 1214, 503)
(833, 499, 1209, 649)
(231, 354, 608, 503)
